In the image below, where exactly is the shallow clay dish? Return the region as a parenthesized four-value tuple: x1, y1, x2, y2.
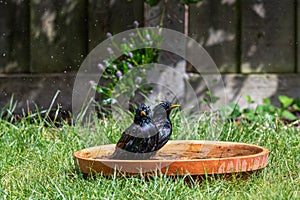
(74, 140, 269, 175)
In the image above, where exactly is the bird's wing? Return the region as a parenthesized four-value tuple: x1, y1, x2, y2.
(116, 123, 158, 150)
(115, 132, 133, 149)
(152, 105, 167, 130)
(115, 124, 139, 149)
(155, 122, 171, 149)
(152, 104, 173, 150)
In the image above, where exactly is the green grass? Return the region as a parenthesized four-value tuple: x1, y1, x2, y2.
(0, 111, 299, 199)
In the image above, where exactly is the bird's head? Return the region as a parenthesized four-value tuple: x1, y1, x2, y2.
(157, 101, 180, 116)
(134, 103, 152, 126)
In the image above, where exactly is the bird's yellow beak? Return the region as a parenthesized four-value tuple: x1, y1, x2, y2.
(140, 111, 146, 116)
(170, 104, 180, 109)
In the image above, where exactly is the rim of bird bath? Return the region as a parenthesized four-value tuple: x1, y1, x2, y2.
(74, 140, 269, 176)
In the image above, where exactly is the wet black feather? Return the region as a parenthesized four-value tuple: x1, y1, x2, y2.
(109, 104, 158, 160)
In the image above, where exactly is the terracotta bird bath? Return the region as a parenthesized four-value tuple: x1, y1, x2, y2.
(74, 140, 269, 176)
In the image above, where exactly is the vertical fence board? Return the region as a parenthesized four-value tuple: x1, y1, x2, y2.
(188, 0, 238, 73)
(0, 0, 29, 73)
(241, 0, 295, 73)
(145, 0, 185, 32)
(144, 0, 186, 104)
(30, 0, 87, 73)
(88, 0, 144, 51)
(145, 0, 185, 66)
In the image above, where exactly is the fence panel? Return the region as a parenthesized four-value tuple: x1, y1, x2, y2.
(241, 0, 295, 73)
(0, 0, 29, 73)
(145, 0, 185, 32)
(188, 0, 238, 73)
(30, 0, 87, 73)
(145, 0, 185, 67)
(88, 0, 144, 51)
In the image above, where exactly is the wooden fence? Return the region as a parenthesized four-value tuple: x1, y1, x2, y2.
(1, 0, 299, 74)
(0, 0, 144, 73)
(0, 0, 300, 114)
(189, 0, 298, 73)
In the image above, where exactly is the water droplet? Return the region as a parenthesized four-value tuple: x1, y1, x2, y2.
(2, 53, 5, 57)
(51, 55, 54, 59)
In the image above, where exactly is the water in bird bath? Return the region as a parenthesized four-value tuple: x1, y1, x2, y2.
(81, 141, 263, 160)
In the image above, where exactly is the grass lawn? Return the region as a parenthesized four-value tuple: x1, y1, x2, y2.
(0, 111, 299, 199)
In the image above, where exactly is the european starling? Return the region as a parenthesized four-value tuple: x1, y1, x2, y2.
(152, 101, 180, 151)
(109, 104, 159, 160)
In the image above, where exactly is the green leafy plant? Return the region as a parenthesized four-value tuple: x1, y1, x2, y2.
(208, 92, 300, 124)
(227, 95, 300, 123)
(199, 90, 220, 109)
(90, 22, 162, 111)
(277, 95, 299, 121)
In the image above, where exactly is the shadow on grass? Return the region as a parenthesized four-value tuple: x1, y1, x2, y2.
(67, 165, 265, 187)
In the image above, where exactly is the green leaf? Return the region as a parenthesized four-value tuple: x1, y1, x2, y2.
(229, 103, 239, 110)
(92, 85, 101, 92)
(243, 113, 256, 121)
(242, 108, 257, 121)
(242, 108, 255, 114)
(99, 87, 112, 97)
(200, 98, 208, 104)
(210, 96, 220, 104)
(263, 98, 271, 105)
(278, 95, 294, 108)
(108, 83, 114, 90)
(281, 110, 297, 121)
(217, 105, 232, 118)
(205, 90, 212, 96)
(294, 99, 300, 106)
(229, 103, 241, 118)
(245, 95, 254, 104)
(267, 105, 277, 113)
(293, 104, 300, 111)
(255, 105, 266, 115)
(204, 90, 219, 103)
